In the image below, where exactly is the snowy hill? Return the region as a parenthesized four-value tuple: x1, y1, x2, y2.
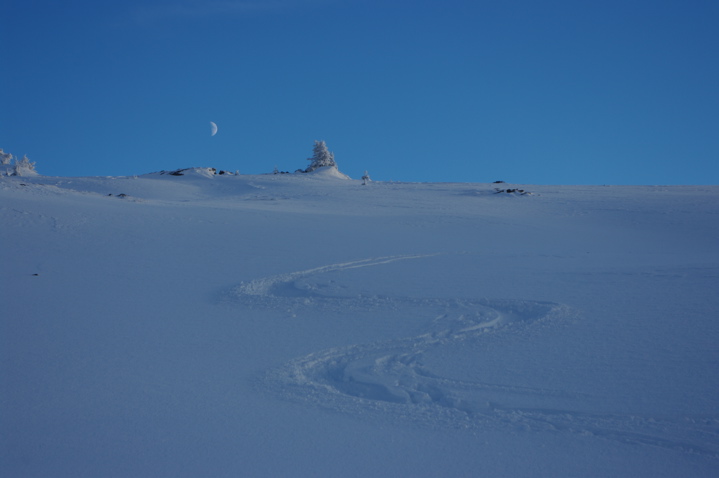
(2, 172, 719, 477)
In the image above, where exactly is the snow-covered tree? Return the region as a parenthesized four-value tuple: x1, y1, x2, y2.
(11, 155, 38, 176)
(305, 140, 336, 172)
(0, 148, 12, 165)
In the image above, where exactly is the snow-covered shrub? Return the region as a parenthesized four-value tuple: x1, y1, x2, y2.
(362, 170, 371, 185)
(305, 140, 337, 172)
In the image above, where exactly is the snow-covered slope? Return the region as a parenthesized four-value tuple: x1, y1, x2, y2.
(2, 171, 718, 477)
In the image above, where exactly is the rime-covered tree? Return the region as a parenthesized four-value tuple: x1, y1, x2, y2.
(305, 140, 336, 172)
(0, 148, 12, 165)
(11, 155, 38, 176)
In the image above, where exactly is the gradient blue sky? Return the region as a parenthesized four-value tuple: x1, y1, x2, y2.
(3, 0, 718, 184)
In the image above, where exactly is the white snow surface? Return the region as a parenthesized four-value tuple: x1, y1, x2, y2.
(2, 171, 719, 477)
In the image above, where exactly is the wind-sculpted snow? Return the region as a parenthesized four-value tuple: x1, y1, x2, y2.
(233, 256, 719, 459)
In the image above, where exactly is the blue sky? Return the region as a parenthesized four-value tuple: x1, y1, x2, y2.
(3, 0, 718, 184)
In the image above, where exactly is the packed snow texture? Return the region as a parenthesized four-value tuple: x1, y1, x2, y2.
(2, 170, 718, 477)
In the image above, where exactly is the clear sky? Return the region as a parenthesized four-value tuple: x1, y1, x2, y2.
(3, 0, 718, 184)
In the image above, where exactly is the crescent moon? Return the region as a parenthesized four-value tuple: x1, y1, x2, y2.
(210, 122, 218, 136)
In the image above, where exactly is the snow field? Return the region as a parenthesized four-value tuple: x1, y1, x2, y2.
(2, 170, 719, 477)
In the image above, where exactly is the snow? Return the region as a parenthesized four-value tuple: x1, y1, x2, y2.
(2, 172, 719, 477)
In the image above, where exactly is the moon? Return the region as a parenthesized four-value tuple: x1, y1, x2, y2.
(210, 122, 218, 136)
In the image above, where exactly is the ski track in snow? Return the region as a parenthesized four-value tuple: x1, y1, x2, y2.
(233, 255, 719, 459)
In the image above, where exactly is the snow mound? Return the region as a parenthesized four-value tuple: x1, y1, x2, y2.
(303, 166, 351, 180)
(9, 168, 40, 177)
(149, 167, 220, 178)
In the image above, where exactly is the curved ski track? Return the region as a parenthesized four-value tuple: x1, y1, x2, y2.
(232, 255, 719, 459)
